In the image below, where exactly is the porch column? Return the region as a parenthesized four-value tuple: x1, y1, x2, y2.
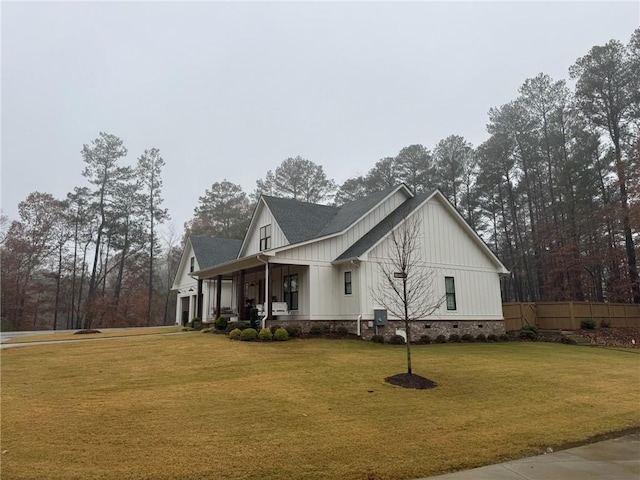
(197, 279, 203, 319)
(215, 275, 222, 319)
(266, 263, 272, 320)
(237, 270, 245, 320)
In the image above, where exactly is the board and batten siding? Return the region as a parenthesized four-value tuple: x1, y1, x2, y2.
(308, 264, 361, 320)
(362, 196, 503, 320)
(240, 203, 289, 257)
(368, 199, 498, 269)
(173, 243, 198, 291)
(278, 188, 410, 263)
(173, 242, 199, 323)
(361, 263, 503, 320)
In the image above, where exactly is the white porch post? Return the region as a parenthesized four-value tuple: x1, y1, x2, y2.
(257, 257, 270, 330)
(203, 280, 210, 322)
(262, 261, 270, 329)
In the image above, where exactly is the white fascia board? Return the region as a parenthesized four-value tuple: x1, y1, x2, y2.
(267, 257, 321, 266)
(345, 190, 510, 275)
(331, 257, 364, 267)
(331, 256, 359, 265)
(238, 197, 290, 258)
(193, 251, 275, 279)
(432, 191, 510, 274)
(170, 237, 194, 290)
(268, 232, 338, 256)
(355, 191, 435, 262)
(237, 198, 265, 258)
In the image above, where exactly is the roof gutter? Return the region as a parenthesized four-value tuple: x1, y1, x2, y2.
(192, 251, 275, 279)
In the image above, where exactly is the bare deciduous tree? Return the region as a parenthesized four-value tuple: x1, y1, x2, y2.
(371, 213, 444, 375)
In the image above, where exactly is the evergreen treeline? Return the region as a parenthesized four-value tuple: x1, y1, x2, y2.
(2, 30, 638, 330)
(1, 134, 176, 331)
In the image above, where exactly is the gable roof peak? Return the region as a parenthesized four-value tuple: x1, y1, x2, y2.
(248, 184, 414, 249)
(188, 235, 243, 269)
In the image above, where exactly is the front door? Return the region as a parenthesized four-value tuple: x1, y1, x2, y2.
(181, 297, 189, 326)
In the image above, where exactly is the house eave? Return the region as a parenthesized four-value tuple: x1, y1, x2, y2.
(192, 251, 276, 279)
(170, 237, 195, 291)
(351, 190, 437, 261)
(238, 198, 291, 258)
(331, 256, 362, 266)
(334, 190, 510, 275)
(431, 191, 510, 274)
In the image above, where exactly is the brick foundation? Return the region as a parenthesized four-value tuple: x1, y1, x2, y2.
(264, 318, 505, 341)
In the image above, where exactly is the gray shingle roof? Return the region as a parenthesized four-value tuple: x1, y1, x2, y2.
(261, 196, 338, 244)
(262, 185, 401, 245)
(317, 185, 400, 237)
(335, 191, 434, 261)
(190, 236, 243, 269)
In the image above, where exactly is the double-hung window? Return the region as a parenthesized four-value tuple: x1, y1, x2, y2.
(344, 271, 352, 295)
(283, 274, 298, 311)
(445, 276, 457, 310)
(260, 224, 271, 251)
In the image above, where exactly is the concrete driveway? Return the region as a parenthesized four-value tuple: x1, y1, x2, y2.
(423, 433, 640, 479)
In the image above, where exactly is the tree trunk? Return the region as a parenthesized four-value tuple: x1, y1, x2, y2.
(53, 243, 63, 330)
(403, 277, 412, 375)
(77, 242, 89, 329)
(612, 131, 639, 302)
(147, 204, 154, 326)
(68, 211, 79, 329)
(86, 220, 104, 329)
(114, 217, 130, 309)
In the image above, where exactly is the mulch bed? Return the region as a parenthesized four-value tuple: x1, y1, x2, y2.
(575, 327, 639, 349)
(537, 327, 640, 349)
(385, 373, 437, 390)
(74, 329, 101, 335)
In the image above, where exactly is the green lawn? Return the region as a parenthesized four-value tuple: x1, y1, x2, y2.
(2, 334, 639, 480)
(4, 326, 180, 344)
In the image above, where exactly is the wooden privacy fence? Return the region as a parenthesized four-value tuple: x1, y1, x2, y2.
(503, 302, 640, 331)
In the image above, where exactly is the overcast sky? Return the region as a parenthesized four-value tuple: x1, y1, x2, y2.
(2, 1, 638, 236)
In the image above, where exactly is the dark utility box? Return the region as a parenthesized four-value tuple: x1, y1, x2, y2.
(374, 309, 387, 326)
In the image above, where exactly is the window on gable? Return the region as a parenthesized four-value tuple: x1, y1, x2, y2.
(190, 256, 195, 273)
(344, 271, 352, 295)
(445, 276, 456, 310)
(283, 274, 298, 310)
(260, 224, 272, 251)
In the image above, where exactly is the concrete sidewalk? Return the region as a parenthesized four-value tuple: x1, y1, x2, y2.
(423, 433, 640, 479)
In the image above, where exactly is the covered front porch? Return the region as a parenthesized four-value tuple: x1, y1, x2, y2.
(193, 254, 309, 328)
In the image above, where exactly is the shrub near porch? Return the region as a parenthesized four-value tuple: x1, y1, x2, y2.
(1, 335, 639, 480)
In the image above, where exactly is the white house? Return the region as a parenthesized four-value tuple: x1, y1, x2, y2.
(172, 236, 242, 325)
(183, 184, 509, 340)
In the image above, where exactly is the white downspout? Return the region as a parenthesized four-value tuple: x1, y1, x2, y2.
(257, 255, 269, 330)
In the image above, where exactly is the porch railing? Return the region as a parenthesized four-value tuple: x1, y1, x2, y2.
(257, 302, 290, 316)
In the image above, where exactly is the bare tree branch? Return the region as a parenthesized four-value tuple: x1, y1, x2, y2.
(370, 213, 445, 374)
